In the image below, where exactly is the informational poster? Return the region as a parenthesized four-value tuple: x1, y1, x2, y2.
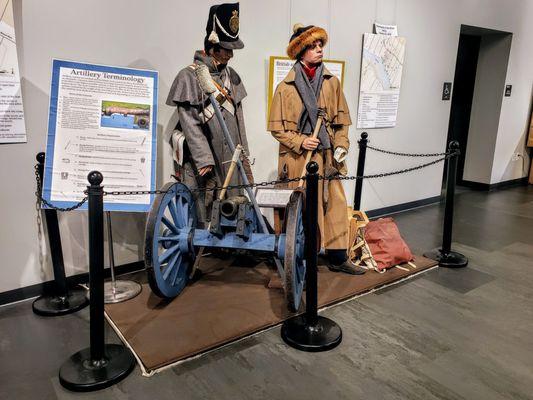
(42, 60, 158, 212)
(0, 0, 26, 143)
(267, 56, 345, 114)
(356, 33, 406, 129)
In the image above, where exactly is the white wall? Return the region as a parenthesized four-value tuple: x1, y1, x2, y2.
(463, 33, 511, 184)
(1, 0, 532, 293)
(491, 0, 533, 184)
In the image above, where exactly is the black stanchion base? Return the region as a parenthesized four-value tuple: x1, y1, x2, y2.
(59, 344, 135, 392)
(32, 287, 89, 317)
(281, 315, 342, 352)
(423, 249, 468, 268)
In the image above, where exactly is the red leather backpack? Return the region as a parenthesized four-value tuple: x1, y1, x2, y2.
(364, 217, 414, 271)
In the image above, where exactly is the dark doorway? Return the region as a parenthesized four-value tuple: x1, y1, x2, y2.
(444, 25, 512, 189)
(446, 33, 481, 186)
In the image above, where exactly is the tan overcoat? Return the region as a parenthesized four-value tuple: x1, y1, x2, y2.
(268, 66, 351, 250)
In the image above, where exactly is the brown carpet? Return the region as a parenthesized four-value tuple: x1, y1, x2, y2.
(105, 255, 437, 372)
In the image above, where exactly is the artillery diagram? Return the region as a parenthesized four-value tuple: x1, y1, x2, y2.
(100, 100, 150, 130)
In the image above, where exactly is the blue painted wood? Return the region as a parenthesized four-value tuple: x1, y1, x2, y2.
(149, 183, 196, 298)
(291, 195, 305, 309)
(193, 230, 277, 252)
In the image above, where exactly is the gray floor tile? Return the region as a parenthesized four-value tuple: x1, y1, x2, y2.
(1, 185, 533, 399)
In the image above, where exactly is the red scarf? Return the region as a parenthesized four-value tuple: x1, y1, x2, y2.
(301, 62, 317, 81)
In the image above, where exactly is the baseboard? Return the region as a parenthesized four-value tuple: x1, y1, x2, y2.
(460, 177, 528, 191)
(0, 261, 145, 307)
(366, 195, 442, 218)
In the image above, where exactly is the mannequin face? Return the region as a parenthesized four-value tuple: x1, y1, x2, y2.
(301, 40, 324, 66)
(210, 46, 234, 65)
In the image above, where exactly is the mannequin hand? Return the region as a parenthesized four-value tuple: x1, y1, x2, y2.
(198, 165, 213, 176)
(302, 137, 320, 151)
(334, 147, 347, 163)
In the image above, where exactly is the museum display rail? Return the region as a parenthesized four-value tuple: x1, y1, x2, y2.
(32, 152, 89, 316)
(33, 136, 464, 391)
(281, 161, 343, 352)
(423, 140, 468, 268)
(58, 171, 135, 392)
(34, 141, 460, 308)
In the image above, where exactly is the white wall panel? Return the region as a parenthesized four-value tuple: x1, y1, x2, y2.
(1, 0, 532, 293)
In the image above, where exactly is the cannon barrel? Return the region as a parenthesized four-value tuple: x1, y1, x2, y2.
(220, 196, 249, 219)
(103, 106, 150, 116)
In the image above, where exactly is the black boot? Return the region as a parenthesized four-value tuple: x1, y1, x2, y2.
(328, 260, 366, 275)
(326, 249, 366, 275)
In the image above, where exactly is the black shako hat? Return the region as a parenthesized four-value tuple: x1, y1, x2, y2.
(204, 2, 244, 51)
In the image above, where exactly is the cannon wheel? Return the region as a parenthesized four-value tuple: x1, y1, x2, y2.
(145, 182, 196, 299)
(284, 190, 306, 312)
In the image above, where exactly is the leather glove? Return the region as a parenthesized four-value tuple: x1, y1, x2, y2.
(334, 147, 348, 163)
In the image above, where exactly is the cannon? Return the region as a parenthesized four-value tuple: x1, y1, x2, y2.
(102, 106, 150, 116)
(144, 186, 305, 311)
(144, 64, 306, 311)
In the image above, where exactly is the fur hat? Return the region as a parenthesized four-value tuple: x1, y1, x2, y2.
(286, 23, 328, 60)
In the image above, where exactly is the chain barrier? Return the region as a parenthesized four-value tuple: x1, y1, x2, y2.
(366, 144, 449, 158)
(103, 176, 304, 197)
(105, 152, 456, 196)
(34, 165, 88, 212)
(34, 150, 458, 210)
(324, 153, 455, 181)
(35, 189, 45, 269)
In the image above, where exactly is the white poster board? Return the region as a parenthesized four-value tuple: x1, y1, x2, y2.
(42, 60, 158, 212)
(0, 0, 26, 143)
(356, 33, 406, 129)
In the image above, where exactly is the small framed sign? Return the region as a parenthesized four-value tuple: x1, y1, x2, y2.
(254, 187, 294, 208)
(505, 85, 512, 97)
(442, 82, 452, 100)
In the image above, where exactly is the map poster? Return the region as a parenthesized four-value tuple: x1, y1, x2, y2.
(0, 0, 26, 143)
(42, 60, 158, 212)
(267, 56, 345, 115)
(356, 33, 406, 129)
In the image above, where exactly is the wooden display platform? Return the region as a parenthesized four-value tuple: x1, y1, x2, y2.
(105, 255, 437, 375)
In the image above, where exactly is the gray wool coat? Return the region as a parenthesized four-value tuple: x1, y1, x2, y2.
(166, 51, 250, 223)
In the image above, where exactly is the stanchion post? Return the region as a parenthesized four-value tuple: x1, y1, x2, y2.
(353, 132, 368, 210)
(59, 171, 135, 392)
(305, 160, 319, 327)
(281, 161, 342, 352)
(88, 171, 105, 362)
(423, 141, 468, 268)
(32, 152, 89, 316)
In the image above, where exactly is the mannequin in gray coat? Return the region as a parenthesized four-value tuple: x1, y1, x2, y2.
(166, 3, 252, 224)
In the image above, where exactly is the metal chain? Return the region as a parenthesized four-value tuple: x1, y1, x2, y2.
(33, 151, 458, 205)
(325, 153, 455, 181)
(103, 176, 304, 197)
(366, 144, 449, 158)
(105, 153, 456, 196)
(35, 191, 45, 268)
(34, 165, 88, 212)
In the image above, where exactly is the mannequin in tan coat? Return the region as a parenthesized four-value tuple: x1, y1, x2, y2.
(268, 24, 365, 275)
